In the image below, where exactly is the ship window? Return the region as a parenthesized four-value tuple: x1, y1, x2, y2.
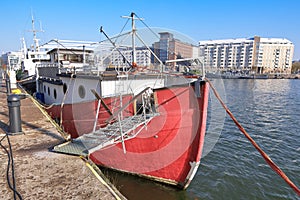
(47, 87, 50, 96)
(54, 89, 57, 99)
(63, 83, 67, 94)
(78, 85, 86, 99)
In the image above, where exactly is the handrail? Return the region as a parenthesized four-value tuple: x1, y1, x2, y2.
(106, 87, 150, 124)
(166, 57, 205, 79)
(91, 89, 113, 116)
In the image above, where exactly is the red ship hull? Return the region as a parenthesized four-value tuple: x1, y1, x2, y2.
(51, 80, 209, 189)
(89, 81, 209, 188)
(46, 95, 134, 138)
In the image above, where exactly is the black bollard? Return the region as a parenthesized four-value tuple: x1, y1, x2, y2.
(7, 94, 22, 134)
(5, 74, 11, 94)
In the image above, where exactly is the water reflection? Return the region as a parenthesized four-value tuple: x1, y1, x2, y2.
(101, 168, 193, 200)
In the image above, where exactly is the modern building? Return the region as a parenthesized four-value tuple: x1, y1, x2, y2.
(153, 32, 196, 70)
(1, 51, 24, 71)
(109, 47, 152, 68)
(199, 36, 294, 74)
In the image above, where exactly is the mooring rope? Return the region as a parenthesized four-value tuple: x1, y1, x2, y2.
(205, 78, 300, 196)
(80, 156, 123, 200)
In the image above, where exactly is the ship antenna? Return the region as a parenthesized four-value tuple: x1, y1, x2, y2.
(121, 12, 144, 67)
(28, 11, 44, 52)
(122, 12, 164, 73)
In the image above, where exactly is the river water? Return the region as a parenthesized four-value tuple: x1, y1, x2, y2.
(104, 79, 300, 200)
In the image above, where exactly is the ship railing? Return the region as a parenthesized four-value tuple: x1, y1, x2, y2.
(77, 87, 157, 154)
(165, 57, 206, 79)
(114, 86, 156, 153)
(36, 63, 59, 68)
(106, 87, 151, 124)
(85, 113, 158, 154)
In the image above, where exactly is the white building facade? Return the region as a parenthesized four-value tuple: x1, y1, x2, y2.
(110, 47, 151, 68)
(199, 36, 294, 74)
(1, 51, 24, 71)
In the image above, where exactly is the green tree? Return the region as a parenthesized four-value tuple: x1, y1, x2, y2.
(292, 62, 300, 73)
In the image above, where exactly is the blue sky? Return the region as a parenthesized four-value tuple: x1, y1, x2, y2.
(1, 0, 300, 60)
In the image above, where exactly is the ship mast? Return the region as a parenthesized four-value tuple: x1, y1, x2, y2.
(102, 12, 163, 72)
(28, 12, 44, 52)
(121, 12, 143, 67)
(131, 13, 136, 67)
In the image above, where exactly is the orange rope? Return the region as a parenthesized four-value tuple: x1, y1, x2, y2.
(206, 78, 300, 196)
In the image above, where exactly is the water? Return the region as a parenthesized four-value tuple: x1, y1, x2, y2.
(104, 79, 300, 200)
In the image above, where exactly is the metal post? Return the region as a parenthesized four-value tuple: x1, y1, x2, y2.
(7, 94, 22, 134)
(5, 72, 11, 94)
(9, 70, 17, 89)
(93, 99, 101, 132)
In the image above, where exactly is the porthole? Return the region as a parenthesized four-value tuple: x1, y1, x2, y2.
(54, 89, 57, 99)
(63, 83, 67, 94)
(39, 84, 43, 93)
(78, 85, 86, 99)
(47, 87, 50, 96)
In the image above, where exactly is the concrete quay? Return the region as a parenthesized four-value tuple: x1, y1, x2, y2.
(0, 79, 125, 200)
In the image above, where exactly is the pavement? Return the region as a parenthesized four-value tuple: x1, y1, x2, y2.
(0, 78, 125, 200)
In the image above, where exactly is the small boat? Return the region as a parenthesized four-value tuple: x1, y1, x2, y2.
(33, 13, 209, 189)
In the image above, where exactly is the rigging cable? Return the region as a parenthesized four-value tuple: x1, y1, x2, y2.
(205, 78, 300, 196)
(134, 13, 160, 41)
(114, 17, 130, 44)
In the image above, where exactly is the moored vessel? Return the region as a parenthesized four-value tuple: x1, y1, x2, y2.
(27, 12, 210, 189)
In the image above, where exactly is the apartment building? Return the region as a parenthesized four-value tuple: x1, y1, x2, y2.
(153, 32, 195, 69)
(199, 36, 294, 74)
(1, 51, 24, 71)
(109, 32, 197, 71)
(109, 47, 152, 68)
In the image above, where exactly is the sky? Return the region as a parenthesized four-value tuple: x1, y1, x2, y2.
(1, 0, 300, 60)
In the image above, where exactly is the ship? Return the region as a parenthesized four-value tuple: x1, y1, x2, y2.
(29, 13, 209, 189)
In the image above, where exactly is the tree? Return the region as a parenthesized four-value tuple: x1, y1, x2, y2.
(292, 61, 300, 73)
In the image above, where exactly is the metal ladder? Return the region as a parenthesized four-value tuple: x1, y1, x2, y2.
(80, 113, 157, 153)
(53, 87, 156, 156)
(53, 113, 157, 156)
